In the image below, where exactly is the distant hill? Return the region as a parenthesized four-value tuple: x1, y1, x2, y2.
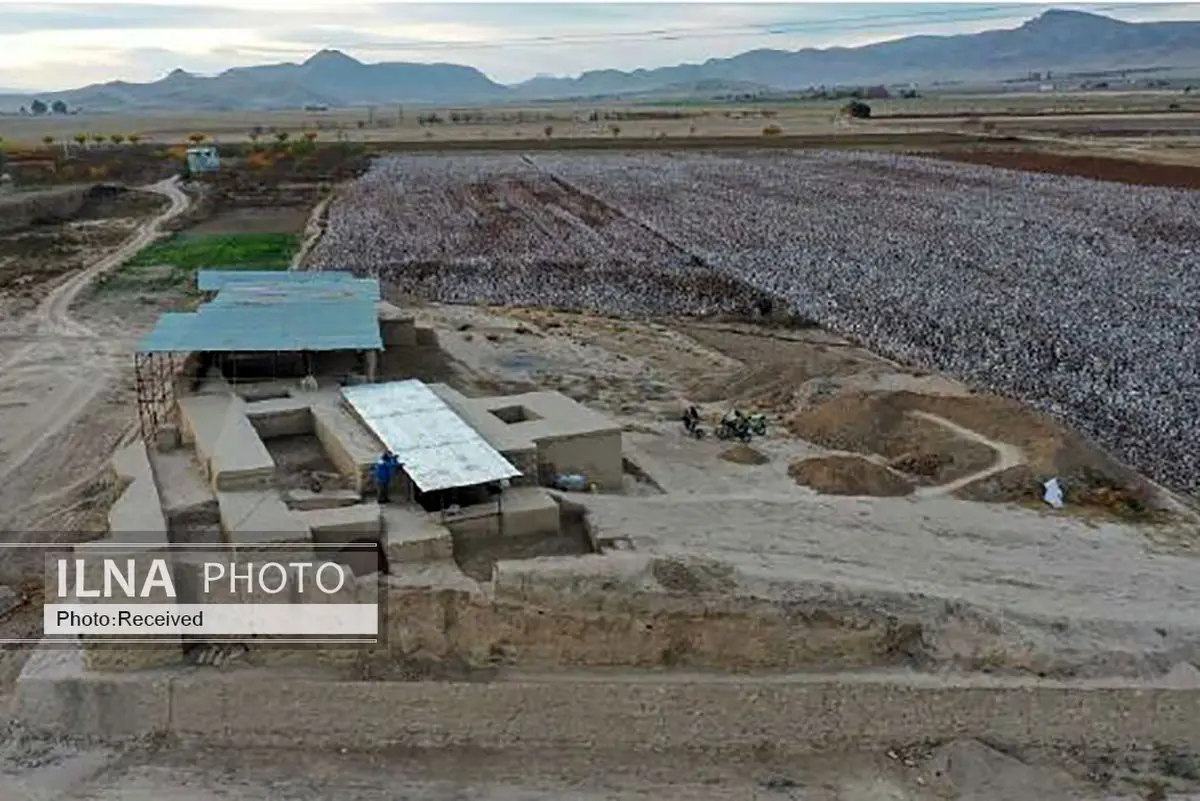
(542, 78, 779, 102)
(2, 9, 1200, 112)
(0, 50, 509, 113)
(510, 10, 1200, 99)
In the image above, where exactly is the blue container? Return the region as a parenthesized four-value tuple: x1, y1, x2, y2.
(553, 474, 588, 492)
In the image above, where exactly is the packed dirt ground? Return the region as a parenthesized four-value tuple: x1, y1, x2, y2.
(0, 184, 181, 567)
(1, 723, 1199, 800)
(395, 302, 1199, 677)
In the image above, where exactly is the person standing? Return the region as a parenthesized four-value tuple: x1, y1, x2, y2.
(374, 451, 401, 504)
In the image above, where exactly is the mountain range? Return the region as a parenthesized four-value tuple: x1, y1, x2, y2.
(2, 9, 1199, 112)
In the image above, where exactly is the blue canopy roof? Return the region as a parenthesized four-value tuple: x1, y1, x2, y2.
(137, 270, 383, 353)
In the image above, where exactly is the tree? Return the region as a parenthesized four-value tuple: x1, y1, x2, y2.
(187, 133, 206, 145)
(73, 134, 87, 147)
(42, 135, 55, 147)
(90, 134, 105, 146)
(303, 131, 318, 142)
(543, 125, 554, 139)
(128, 134, 141, 145)
(110, 134, 125, 145)
(51, 100, 68, 114)
(275, 131, 290, 143)
(610, 125, 621, 138)
(30, 99, 48, 115)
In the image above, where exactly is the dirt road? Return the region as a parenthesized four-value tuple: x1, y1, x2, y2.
(0, 178, 189, 532)
(910, 411, 1026, 498)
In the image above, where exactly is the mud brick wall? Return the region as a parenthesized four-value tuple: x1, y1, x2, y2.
(20, 655, 1200, 753)
(378, 583, 910, 672)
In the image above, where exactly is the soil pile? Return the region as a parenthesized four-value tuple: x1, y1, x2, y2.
(788, 455, 914, 497)
(789, 390, 1161, 515)
(719, 444, 769, 465)
(924, 739, 1084, 800)
(786, 391, 994, 486)
(650, 557, 737, 595)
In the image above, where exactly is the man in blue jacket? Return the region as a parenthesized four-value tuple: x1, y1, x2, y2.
(374, 451, 401, 504)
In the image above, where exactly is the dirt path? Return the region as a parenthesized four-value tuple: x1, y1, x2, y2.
(910, 411, 1026, 498)
(0, 178, 189, 528)
(291, 194, 331, 270)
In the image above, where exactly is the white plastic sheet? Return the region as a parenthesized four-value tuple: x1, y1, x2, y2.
(1043, 478, 1064, 509)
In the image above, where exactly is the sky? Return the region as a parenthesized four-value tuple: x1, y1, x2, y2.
(1, 1, 1199, 91)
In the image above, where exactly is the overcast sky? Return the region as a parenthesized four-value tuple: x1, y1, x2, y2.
(1, 2, 1198, 91)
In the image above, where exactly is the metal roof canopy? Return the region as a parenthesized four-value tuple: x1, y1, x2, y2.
(342, 380, 522, 493)
(137, 271, 383, 353)
(197, 269, 376, 295)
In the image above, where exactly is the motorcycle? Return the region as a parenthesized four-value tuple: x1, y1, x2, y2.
(715, 416, 753, 443)
(747, 413, 768, 437)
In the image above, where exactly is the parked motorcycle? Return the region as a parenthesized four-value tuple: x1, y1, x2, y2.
(715, 409, 765, 442)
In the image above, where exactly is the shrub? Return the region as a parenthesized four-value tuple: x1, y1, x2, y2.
(762, 124, 783, 136)
(841, 101, 872, 119)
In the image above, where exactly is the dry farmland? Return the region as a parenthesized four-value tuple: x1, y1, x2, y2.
(311, 150, 1200, 501)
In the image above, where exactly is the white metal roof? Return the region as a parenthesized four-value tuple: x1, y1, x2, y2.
(341, 380, 522, 493)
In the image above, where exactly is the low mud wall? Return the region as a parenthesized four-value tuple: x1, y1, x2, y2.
(243, 556, 918, 674)
(0, 184, 94, 233)
(377, 583, 910, 671)
(15, 647, 1200, 752)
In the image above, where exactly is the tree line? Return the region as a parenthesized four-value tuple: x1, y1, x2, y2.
(19, 99, 80, 116)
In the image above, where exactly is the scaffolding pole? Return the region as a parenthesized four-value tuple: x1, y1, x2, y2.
(134, 351, 179, 442)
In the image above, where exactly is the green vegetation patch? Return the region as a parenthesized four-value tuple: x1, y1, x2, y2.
(99, 232, 298, 294)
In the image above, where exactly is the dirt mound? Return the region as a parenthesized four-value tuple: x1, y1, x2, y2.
(788, 390, 1162, 515)
(719, 444, 769, 465)
(650, 557, 737, 595)
(788, 455, 914, 497)
(924, 739, 1084, 800)
(1162, 662, 1200, 689)
(786, 391, 994, 486)
(887, 449, 950, 478)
